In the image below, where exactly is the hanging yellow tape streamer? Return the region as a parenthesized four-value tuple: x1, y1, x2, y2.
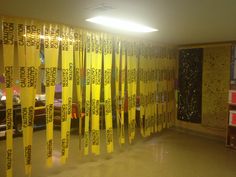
(17, 20, 41, 176)
(148, 50, 152, 135)
(133, 44, 138, 139)
(153, 51, 157, 133)
(149, 52, 155, 134)
(26, 21, 41, 176)
(170, 50, 176, 127)
(127, 42, 132, 143)
(120, 41, 126, 144)
(140, 45, 148, 137)
(147, 51, 152, 136)
(44, 24, 59, 167)
(17, 20, 28, 175)
(91, 33, 102, 155)
(145, 48, 150, 137)
(103, 34, 113, 153)
(159, 50, 164, 132)
(65, 27, 74, 160)
(2, 18, 14, 177)
(114, 38, 121, 143)
(166, 53, 170, 129)
(163, 49, 167, 129)
(130, 42, 137, 141)
(61, 26, 69, 164)
(139, 44, 145, 137)
(84, 32, 91, 155)
(157, 52, 163, 132)
(74, 30, 84, 150)
(154, 51, 158, 133)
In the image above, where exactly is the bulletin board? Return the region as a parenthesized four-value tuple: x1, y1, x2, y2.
(202, 46, 230, 129)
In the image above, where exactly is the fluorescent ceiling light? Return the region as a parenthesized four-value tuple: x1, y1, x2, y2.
(86, 16, 158, 33)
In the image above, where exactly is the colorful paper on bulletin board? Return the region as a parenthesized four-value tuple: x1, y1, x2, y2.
(202, 46, 230, 129)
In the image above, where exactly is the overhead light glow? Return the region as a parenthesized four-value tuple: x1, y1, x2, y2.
(86, 16, 158, 33)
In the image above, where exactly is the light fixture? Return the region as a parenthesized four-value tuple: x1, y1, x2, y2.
(86, 16, 158, 33)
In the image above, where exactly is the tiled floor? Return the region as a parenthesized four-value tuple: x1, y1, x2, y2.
(0, 128, 235, 177)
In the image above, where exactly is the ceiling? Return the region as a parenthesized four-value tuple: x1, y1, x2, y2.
(1, 0, 236, 45)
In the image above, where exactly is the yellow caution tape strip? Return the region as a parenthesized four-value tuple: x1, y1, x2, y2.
(120, 41, 126, 144)
(44, 24, 59, 167)
(103, 34, 113, 153)
(84, 32, 91, 155)
(90, 34, 102, 155)
(2, 17, 14, 177)
(17, 20, 41, 176)
(114, 38, 121, 144)
(74, 30, 84, 151)
(60, 26, 70, 164)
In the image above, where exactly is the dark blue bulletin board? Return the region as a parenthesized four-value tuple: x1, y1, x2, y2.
(178, 48, 203, 123)
(230, 45, 236, 84)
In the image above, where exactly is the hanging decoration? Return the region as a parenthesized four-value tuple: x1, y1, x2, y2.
(74, 30, 84, 150)
(17, 19, 41, 176)
(114, 37, 121, 144)
(2, 17, 15, 177)
(91, 33, 102, 155)
(60, 26, 74, 162)
(84, 32, 91, 155)
(120, 41, 126, 144)
(43, 23, 60, 167)
(103, 34, 114, 152)
(0, 16, 177, 177)
(139, 43, 146, 136)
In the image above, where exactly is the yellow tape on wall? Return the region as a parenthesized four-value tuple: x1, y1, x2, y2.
(91, 34, 102, 155)
(103, 35, 113, 153)
(44, 24, 59, 167)
(2, 18, 14, 177)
